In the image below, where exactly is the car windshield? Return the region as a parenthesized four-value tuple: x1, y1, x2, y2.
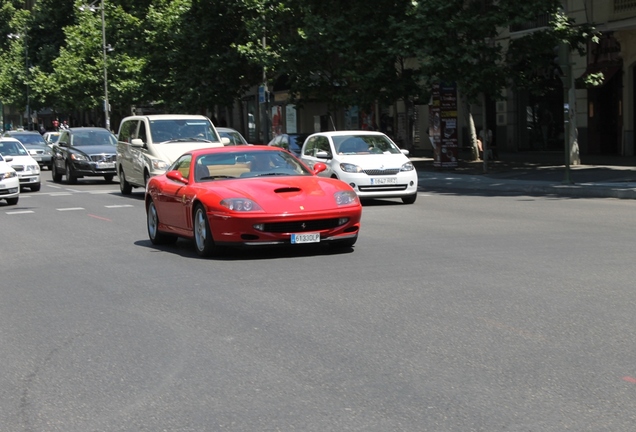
(192, 150, 311, 181)
(333, 134, 402, 155)
(45, 133, 60, 143)
(0, 140, 29, 156)
(219, 130, 248, 145)
(72, 130, 116, 146)
(150, 119, 221, 143)
(10, 133, 47, 145)
(288, 135, 309, 152)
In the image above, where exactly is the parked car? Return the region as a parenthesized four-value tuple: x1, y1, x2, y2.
(0, 153, 20, 205)
(267, 133, 310, 157)
(43, 131, 61, 147)
(145, 146, 361, 257)
(299, 130, 418, 204)
(0, 138, 41, 191)
(217, 127, 250, 145)
(3, 130, 53, 170)
(116, 114, 229, 195)
(51, 127, 118, 184)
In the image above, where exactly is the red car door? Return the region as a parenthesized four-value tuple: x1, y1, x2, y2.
(156, 155, 193, 232)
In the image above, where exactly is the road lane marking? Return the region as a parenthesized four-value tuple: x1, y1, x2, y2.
(6, 210, 34, 215)
(88, 214, 112, 221)
(104, 204, 134, 208)
(57, 207, 85, 211)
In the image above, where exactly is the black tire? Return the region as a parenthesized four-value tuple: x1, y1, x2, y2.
(51, 162, 63, 182)
(30, 183, 41, 192)
(193, 204, 220, 257)
(146, 199, 177, 245)
(119, 167, 132, 195)
(65, 162, 77, 184)
(104, 174, 114, 183)
(5, 196, 18, 205)
(402, 193, 417, 204)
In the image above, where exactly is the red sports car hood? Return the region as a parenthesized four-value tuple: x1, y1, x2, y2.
(201, 176, 354, 213)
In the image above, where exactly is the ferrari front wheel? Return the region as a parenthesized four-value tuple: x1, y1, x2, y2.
(193, 204, 219, 257)
(147, 200, 177, 245)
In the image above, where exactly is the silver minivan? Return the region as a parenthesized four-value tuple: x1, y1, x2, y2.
(116, 114, 228, 194)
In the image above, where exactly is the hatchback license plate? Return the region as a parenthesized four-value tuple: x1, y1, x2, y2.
(370, 177, 397, 185)
(291, 232, 320, 244)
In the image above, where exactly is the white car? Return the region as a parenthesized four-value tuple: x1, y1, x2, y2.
(116, 114, 229, 194)
(0, 153, 19, 205)
(0, 138, 41, 192)
(300, 131, 418, 204)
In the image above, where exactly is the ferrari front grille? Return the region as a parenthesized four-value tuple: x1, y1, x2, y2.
(262, 218, 342, 233)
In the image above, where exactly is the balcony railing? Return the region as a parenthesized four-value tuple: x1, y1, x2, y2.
(510, 13, 551, 33)
(615, 0, 636, 13)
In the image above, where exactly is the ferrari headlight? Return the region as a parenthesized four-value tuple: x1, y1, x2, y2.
(339, 163, 363, 173)
(0, 171, 17, 180)
(71, 153, 88, 161)
(334, 190, 359, 206)
(400, 161, 414, 171)
(151, 159, 169, 171)
(220, 198, 263, 212)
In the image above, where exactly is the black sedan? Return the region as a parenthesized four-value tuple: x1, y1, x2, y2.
(51, 127, 118, 184)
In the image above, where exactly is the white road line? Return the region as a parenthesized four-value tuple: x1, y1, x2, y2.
(48, 193, 73, 196)
(6, 210, 34, 215)
(57, 207, 85, 211)
(104, 205, 134, 208)
(89, 190, 120, 194)
(65, 188, 82, 192)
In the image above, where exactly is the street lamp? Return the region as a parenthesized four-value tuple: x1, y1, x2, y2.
(7, 32, 30, 130)
(79, 0, 111, 131)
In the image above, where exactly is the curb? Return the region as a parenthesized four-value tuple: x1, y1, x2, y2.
(417, 172, 636, 200)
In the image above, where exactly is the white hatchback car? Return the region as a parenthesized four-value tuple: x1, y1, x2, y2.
(300, 131, 418, 204)
(0, 138, 41, 192)
(0, 153, 20, 205)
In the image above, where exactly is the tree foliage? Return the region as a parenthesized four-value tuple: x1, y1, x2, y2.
(0, 0, 597, 123)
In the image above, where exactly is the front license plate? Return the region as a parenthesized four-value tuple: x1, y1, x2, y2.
(291, 232, 320, 244)
(370, 177, 397, 185)
(97, 162, 115, 169)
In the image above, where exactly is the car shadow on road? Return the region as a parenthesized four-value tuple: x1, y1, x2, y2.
(135, 239, 355, 261)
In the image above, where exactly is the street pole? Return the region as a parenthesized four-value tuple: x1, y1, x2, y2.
(559, 41, 572, 185)
(101, 0, 110, 131)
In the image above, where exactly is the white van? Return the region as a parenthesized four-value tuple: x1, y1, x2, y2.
(116, 114, 229, 194)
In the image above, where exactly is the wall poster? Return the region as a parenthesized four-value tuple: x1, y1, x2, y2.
(430, 82, 458, 168)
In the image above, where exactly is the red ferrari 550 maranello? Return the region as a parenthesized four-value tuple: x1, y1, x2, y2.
(145, 146, 362, 256)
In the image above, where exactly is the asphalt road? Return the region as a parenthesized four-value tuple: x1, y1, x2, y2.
(2, 178, 636, 431)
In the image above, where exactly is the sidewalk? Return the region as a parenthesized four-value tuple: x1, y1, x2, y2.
(410, 150, 636, 199)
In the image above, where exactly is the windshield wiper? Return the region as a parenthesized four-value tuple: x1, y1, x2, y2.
(164, 137, 213, 143)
